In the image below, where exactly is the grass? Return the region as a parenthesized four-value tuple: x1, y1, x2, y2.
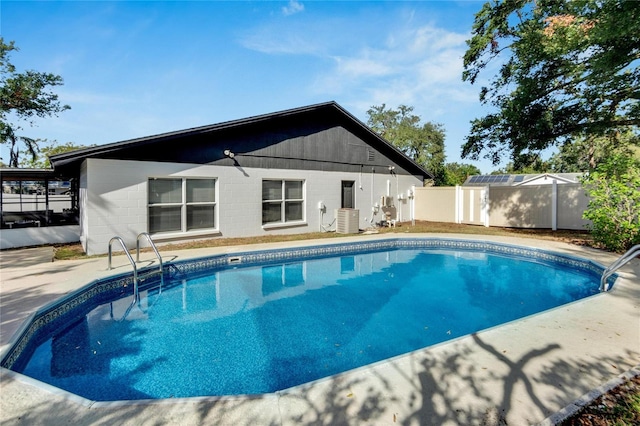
(52, 220, 595, 261)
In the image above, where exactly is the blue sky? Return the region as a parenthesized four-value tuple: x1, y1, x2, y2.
(2, 0, 504, 173)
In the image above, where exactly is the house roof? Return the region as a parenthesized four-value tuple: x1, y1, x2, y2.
(463, 173, 583, 187)
(49, 101, 432, 179)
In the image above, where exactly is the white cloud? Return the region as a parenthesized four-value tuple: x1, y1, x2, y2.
(312, 24, 476, 110)
(240, 32, 322, 55)
(239, 13, 475, 107)
(282, 0, 304, 16)
(403, 25, 468, 54)
(333, 55, 394, 78)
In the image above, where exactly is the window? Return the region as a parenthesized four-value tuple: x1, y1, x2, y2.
(262, 180, 304, 225)
(148, 178, 216, 234)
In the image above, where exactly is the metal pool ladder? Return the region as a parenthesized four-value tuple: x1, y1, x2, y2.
(600, 244, 640, 292)
(107, 233, 164, 303)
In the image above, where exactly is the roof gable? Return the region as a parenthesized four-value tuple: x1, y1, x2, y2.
(50, 101, 431, 179)
(514, 173, 581, 186)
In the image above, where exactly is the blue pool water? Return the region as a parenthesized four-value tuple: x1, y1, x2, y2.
(13, 245, 601, 401)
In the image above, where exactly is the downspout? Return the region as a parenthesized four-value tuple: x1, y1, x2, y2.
(370, 168, 375, 224)
(395, 171, 399, 222)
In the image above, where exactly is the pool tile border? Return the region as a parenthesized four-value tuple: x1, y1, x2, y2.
(1, 272, 135, 371)
(167, 238, 611, 279)
(0, 237, 615, 374)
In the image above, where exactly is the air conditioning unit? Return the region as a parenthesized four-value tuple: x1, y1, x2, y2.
(336, 208, 359, 234)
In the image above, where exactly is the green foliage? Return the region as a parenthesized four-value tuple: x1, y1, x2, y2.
(582, 155, 640, 252)
(19, 141, 92, 168)
(489, 152, 551, 174)
(366, 104, 447, 185)
(443, 162, 481, 186)
(462, 0, 640, 166)
(548, 131, 640, 173)
(508, 153, 550, 174)
(0, 37, 70, 166)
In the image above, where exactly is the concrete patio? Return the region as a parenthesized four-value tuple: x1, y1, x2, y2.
(1, 234, 638, 425)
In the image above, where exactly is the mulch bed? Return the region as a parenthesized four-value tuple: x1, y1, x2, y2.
(560, 375, 640, 425)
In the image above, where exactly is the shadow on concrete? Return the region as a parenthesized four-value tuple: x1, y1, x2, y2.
(274, 333, 636, 425)
(1, 284, 69, 347)
(1, 321, 637, 425)
(0, 247, 54, 268)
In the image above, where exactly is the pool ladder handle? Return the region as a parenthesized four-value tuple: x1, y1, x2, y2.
(108, 236, 139, 303)
(600, 244, 640, 292)
(136, 232, 164, 289)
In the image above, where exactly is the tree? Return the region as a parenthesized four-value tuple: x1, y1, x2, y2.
(366, 104, 447, 185)
(462, 0, 640, 166)
(2, 126, 38, 167)
(443, 162, 481, 186)
(1, 38, 70, 166)
(19, 141, 93, 168)
(582, 154, 640, 252)
(483, 153, 551, 174)
(548, 131, 640, 173)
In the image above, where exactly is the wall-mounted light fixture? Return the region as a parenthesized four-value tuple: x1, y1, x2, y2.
(223, 149, 235, 159)
(388, 166, 395, 172)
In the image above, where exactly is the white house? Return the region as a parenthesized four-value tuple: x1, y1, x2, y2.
(45, 102, 430, 255)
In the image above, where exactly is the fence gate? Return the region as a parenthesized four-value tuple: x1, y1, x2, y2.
(458, 186, 489, 226)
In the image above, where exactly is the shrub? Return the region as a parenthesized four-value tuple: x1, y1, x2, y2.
(582, 155, 640, 252)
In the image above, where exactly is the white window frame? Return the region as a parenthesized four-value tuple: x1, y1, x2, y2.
(262, 179, 306, 228)
(148, 177, 218, 235)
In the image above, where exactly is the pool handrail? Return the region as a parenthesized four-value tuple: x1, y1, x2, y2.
(600, 244, 640, 291)
(108, 236, 139, 303)
(136, 232, 164, 287)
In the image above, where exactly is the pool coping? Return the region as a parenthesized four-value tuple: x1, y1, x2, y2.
(1, 233, 638, 425)
(536, 364, 640, 425)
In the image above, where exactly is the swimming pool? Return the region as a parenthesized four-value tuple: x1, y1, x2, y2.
(1, 238, 614, 402)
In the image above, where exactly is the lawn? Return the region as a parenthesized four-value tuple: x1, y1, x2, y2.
(53, 220, 595, 260)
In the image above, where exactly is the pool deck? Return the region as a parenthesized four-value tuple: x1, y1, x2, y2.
(1, 233, 638, 425)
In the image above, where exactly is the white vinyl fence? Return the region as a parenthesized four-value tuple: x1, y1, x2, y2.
(414, 182, 591, 230)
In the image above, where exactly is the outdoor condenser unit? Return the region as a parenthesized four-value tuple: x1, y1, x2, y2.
(336, 208, 359, 234)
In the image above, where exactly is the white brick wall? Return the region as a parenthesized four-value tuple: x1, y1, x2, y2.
(81, 158, 422, 255)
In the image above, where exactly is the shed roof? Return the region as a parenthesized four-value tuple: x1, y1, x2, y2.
(463, 173, 583, 187)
